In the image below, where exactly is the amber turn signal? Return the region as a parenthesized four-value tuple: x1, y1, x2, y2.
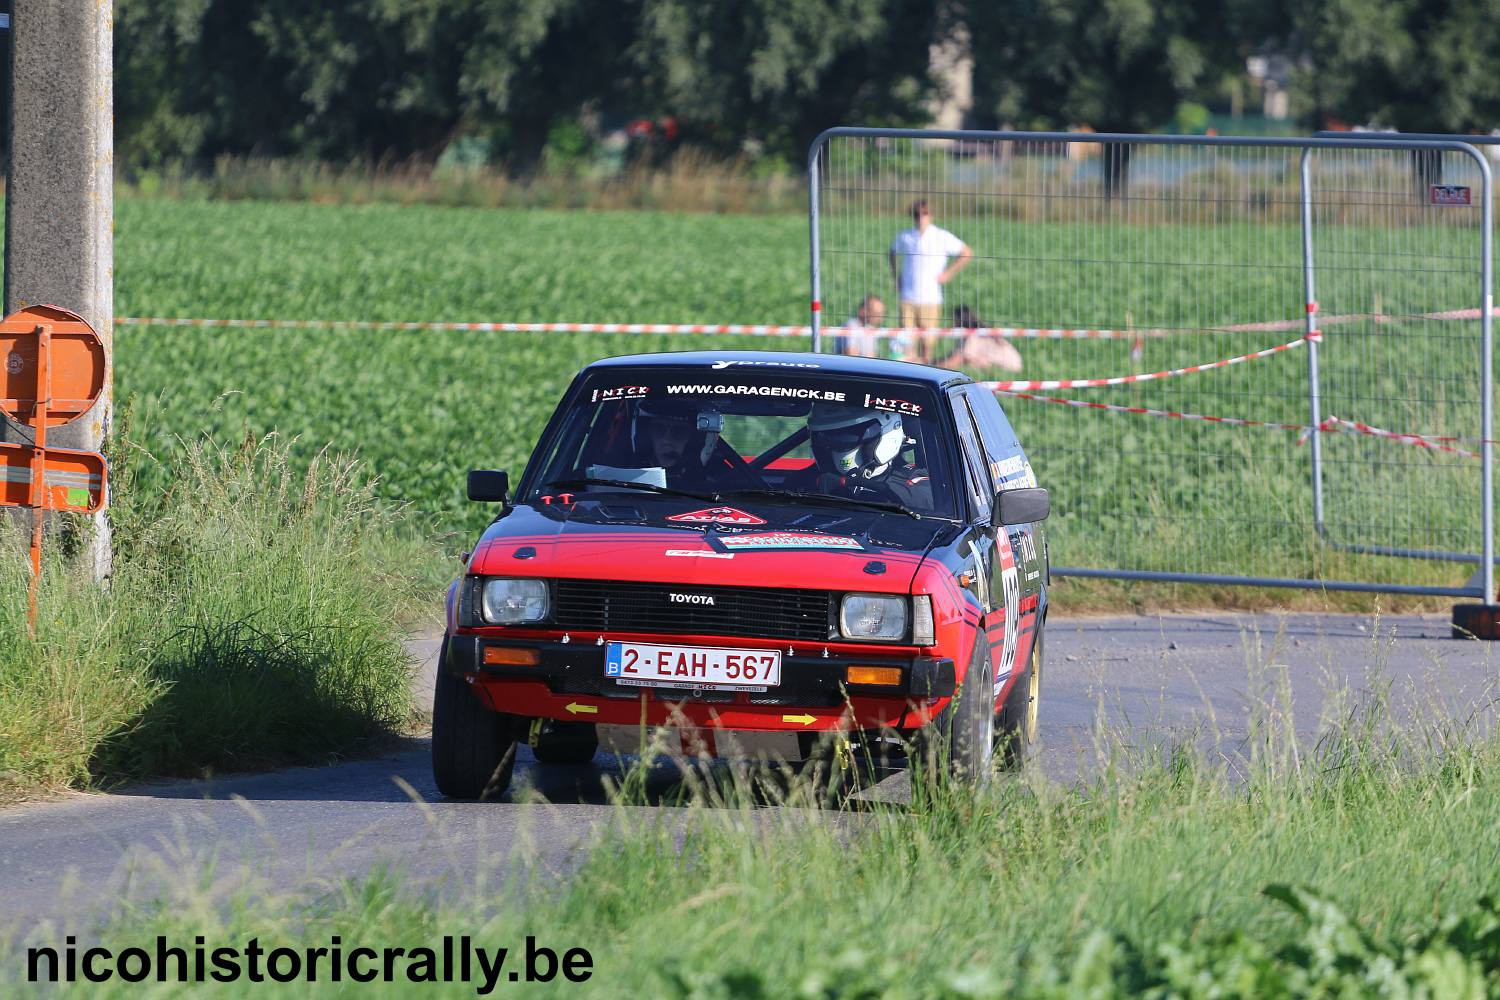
(483, 646, 540, 666)
(846, 665, 902, 686)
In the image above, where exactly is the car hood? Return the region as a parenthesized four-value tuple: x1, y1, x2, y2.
(468, 498, 955, 593)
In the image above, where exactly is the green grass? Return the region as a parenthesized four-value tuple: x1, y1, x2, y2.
(0, 430, 436, 803)
(111, 196, 1488, 604)
(7, 648, 1500, 996)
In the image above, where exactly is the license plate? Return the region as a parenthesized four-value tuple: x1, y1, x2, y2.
(604, 641, 782, 692)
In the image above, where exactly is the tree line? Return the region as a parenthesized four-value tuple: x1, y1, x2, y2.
(105, 0, 1500, 172)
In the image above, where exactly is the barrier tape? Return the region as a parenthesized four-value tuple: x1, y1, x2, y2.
(995, 389, 1315, 434)
(115, 305, 1498, 341)
(113, 313, 1493, 458)
(1319, 416, 1479, 459)
(978, 334, 1311, 391)
(116, 317, 816, 338)
(997, 390, 1485, 458)
(115, 316, 1165, 340)
(109, 316, 1299, 340)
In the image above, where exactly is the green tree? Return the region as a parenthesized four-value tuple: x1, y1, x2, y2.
(963, 0, 1250, 192)
(115, 0, 292, 167)
(114, 0, 639, 169)
(113, 0, 946, 171)
(1285, 0, 1500, 133)
(630, 0, 943, 161)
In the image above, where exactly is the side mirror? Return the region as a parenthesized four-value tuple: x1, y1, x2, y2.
(995, 487, 1049, 526)
(467, 469, 509, 503)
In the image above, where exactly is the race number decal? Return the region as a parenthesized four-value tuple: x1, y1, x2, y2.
(996, 533, 1021, 686)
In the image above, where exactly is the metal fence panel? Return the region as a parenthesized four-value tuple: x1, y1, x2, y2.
(808, 129, 1492, 597)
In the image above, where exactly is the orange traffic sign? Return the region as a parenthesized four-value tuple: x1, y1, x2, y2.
(0, 442, 106, 513)
(0, 305, 106, 427)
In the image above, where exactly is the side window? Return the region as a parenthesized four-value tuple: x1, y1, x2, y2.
(963, 386, 1029, 492)
(949, 391, 991, 520)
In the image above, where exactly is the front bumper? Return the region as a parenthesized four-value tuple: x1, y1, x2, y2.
(446, 634, 955, 732)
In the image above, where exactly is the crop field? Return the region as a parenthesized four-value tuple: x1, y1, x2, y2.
(110, 197, 1486, 602)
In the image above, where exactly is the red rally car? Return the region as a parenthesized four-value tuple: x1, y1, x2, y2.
(433, 351, 1050, 799)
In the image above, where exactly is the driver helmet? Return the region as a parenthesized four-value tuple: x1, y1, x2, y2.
(632, 398, 723, 466)
(808, 403, 905, 479)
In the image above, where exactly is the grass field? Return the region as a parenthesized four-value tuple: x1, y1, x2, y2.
(7, 658, 1500, 996)
(112, 197, 1488, 606)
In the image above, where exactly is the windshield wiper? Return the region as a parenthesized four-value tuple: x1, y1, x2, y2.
(723, 488, 921, 520)
(542, 477, 719, 502)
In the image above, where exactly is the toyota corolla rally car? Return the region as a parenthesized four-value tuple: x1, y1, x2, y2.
(433, 351, 1050, 799)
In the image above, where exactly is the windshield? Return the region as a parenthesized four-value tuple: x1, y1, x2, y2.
(524, 367, 960, 519)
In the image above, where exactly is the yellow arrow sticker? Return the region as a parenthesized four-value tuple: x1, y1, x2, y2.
(565, 702, 598, 715)
(782, 713, 817, 726)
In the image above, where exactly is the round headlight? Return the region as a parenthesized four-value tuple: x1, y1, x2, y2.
(481, 578, 549, 624)
(839, 594, 908, 642)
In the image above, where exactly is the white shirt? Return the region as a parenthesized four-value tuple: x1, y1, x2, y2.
(841, 317, 878, 357)
(890, 225, 966, 305)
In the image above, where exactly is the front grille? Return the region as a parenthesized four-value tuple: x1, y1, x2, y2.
(552, 579, 836, 643)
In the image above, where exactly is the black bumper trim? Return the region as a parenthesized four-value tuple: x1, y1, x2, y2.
(446, 635, 955, 704)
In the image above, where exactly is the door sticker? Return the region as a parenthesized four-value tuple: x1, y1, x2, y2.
(996, 532, 1020, 687)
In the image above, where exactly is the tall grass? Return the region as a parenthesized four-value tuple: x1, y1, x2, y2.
(10, 642, 1499, 995)
(119, 153, 807, 215)
(0, 430, 437, 803)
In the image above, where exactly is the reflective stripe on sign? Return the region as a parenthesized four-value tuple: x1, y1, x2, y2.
(0, 468, 102, 488)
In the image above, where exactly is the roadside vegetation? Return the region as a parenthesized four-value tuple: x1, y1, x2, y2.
(8, 653, 1500, 995)
(119, 155, 809, 215)
(0, 428, 437, 804)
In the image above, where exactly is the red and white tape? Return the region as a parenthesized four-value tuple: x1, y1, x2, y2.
(115, 305, 1496, 341)
(978, 333, 1312, 391)
(115, 317, 814, 338)
(997, 390, 1486, 458)
(113, 313, 1495, 459)
(995, 390, 1315, 435)
(114, 315, 1168, 340)
(1319, 416, 1479, 458)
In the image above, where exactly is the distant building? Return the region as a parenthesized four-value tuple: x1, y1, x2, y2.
(927, 26, 973, 131)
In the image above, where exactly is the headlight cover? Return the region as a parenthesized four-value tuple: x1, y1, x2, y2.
(481, 578, 549, 624)
(839, 594, 908, 642)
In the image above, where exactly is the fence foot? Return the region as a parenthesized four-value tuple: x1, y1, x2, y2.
(1451, 604, 1500, 639)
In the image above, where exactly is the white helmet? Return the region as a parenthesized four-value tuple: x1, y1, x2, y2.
(808, 404, 905, 479)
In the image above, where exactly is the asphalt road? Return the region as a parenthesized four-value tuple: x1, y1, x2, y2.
(3, 612, 1496, 931)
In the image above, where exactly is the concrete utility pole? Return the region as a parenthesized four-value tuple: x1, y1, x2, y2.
(3, 2, 114, 579)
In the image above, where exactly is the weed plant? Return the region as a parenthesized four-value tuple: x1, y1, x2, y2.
(0, 430, 437, 803)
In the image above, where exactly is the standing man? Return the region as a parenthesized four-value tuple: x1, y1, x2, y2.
(837, 294, 886, 358)
(889, 200, 972, 363)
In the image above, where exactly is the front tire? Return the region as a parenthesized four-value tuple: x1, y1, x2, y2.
(916, 638, 995, 783)
(431, 642, 517, 800)
(996, 630, 1042, 769)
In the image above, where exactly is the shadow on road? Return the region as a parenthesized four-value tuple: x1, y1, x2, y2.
(106, 736, 911, 812)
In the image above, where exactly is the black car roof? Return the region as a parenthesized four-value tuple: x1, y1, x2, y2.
(584, 350, 974, 388)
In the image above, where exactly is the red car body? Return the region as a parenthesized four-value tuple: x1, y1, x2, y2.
(433, 352, 1049, 797)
